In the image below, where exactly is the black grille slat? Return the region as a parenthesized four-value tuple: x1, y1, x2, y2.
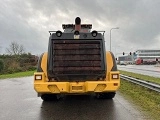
(54, 67, 101, 71)
(53, 55, 101, 61)
(54, 49, 100, 55)
(53, 40, 100, 44)
(54, 61, 101, 67)
(54, 44, 100, 50)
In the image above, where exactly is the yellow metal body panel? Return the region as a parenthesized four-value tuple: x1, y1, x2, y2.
(106, 51, 114, 80)
(40, 53, 48, 81)
(34, 79, 120, 94)
(34, 51, 120, 94)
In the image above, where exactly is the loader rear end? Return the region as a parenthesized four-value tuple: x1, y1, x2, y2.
(34, 17, 120, 101)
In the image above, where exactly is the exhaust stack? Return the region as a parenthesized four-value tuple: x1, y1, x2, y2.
(75, 17, 81, 31)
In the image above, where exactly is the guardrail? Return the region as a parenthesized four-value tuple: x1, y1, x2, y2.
(120, 74, 160, 93)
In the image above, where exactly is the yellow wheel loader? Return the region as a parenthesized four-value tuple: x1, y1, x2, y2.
(34, 17, 120, 101)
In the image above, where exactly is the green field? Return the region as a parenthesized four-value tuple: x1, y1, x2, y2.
(119, 70, 160, 120)
(0, 70, 35, 79)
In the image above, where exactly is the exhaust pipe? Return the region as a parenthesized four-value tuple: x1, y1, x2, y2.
(75, 17, 81, 31)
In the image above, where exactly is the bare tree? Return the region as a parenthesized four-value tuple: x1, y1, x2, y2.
(6, 41, 25, 55)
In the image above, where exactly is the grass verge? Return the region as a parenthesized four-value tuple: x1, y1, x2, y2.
(0, 70, 35, 79)
(120, 70, 160, 85)
(119, 74, 160, 120)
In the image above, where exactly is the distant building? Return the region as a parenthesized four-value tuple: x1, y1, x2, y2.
(134, 49, 160, 65)
(118, 55, 133, 64)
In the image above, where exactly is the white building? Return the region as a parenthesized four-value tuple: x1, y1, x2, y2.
(135, 49, 160, 64)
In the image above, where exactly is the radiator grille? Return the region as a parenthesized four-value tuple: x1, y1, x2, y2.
(51, 40, 105, 81)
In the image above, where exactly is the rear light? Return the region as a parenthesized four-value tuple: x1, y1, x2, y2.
(112, 74, 119, 79)
(56, 30, 62, 37)
(91, 30, 98, 37)
(35, 75, 42, 80)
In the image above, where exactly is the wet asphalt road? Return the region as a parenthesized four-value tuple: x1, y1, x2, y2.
(118, 65, 160, 78)
(0, 77, 147, 120)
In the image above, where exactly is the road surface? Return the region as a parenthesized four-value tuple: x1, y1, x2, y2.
(118, 65, 160, 78)
(0, 77, 148, 120)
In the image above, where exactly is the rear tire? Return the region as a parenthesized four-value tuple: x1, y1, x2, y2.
(41, 94, 60, 101)
(96, 92, 115, 99)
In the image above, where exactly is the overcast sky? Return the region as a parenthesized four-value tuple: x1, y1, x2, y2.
(0, 0, 160, 56)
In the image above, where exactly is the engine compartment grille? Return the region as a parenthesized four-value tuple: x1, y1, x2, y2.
(51, 40, 105, 81)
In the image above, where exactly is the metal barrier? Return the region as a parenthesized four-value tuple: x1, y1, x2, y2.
(120, 74, 160, 93)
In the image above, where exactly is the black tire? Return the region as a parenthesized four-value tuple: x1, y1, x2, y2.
(41, 94, 60, 101)
(96, 92, 115, 99)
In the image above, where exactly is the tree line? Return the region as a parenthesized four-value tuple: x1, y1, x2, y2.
(0, 42, 38, 74)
